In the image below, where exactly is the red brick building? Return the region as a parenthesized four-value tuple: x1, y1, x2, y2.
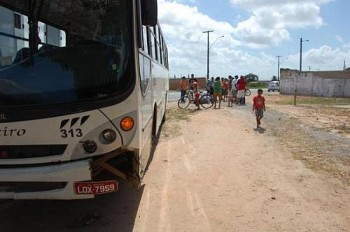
(169, 77, 207, 90)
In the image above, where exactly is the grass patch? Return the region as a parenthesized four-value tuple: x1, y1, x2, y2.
(247, 82, 267, 89)
(161, 107, 195, 139)
(166, 108, 192, 121)
(270, 95, 350, 106)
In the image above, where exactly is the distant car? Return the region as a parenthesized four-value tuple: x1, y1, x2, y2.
(268, 81, 279, 92)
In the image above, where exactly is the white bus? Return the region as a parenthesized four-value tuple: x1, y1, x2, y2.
(0, 0, 169, 199)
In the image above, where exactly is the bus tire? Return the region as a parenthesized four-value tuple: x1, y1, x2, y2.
(152, 104, 157, 139)
(161, 109, 166, 124)
(162, 93, 167, 124)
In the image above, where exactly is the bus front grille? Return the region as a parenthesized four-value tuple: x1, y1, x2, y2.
(0, 182, 67, 193)
(0, 145, 67, 159)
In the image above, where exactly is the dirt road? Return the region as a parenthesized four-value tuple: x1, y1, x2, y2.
(134, 96, 350, 232)
(1, 93, 349, 232)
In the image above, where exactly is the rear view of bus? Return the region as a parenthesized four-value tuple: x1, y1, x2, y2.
(0, 0, 168, 199)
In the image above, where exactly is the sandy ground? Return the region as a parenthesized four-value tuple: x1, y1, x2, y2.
(133, 94, 350, 232)
(0, 93, 349, 232)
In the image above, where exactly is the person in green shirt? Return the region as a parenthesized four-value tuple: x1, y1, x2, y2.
(213, 77, 222, 109)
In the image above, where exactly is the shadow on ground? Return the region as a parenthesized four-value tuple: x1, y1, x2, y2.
(0, 182, 144, 232)
(254, 127, 266, 134)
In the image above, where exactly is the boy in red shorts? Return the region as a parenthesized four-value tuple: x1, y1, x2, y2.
(252, 89, 266, 128)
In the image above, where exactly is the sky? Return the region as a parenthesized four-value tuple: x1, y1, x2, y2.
(158, 0, 350, 80)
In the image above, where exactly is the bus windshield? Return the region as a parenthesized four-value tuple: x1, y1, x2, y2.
(0, 0, 133, 107)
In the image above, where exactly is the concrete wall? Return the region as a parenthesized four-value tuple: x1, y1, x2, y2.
(280, 69, 350, 97)
(169, 77, 207, 91)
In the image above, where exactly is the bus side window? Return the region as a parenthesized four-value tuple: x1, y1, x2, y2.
(149, 27, 157, 61)
(140, 26, 151, 95)
(156, 26, 162, 64)
(162, 38, 166, 66)
(153, 26, 159, 61)
(140, 56, 150, 95)
(142, 26, 149, 55)
(164, 46, 169, 69)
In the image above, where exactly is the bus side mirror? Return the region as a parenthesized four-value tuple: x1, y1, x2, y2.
(141, 0, 158, 26)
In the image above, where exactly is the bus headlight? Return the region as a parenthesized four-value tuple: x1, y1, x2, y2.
(102, 129, 117, 143)
(120, 116, 134, 131)
(82, 140, 97, 153)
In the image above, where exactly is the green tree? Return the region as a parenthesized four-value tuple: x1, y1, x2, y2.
(244, 73, 259, 83)
(271, 75, 278, 81)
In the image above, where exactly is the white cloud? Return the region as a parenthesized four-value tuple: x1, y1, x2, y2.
(305, 45, 350, 70)
(158, 0, 287, 78)
(335, 35, 344, 43)
(282, 45, 350, 72)
(177, 0, 197, 3)
(230, 0, 333, 10)
(158, 0, 238, 77)
(231, 1, 326, 48)
(158, 0, 349, 80)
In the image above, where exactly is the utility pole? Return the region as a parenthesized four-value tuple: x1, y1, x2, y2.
(344, 59, 346, 70)
(294, 37, 308, 106)
(276, 55, 282, 81)
(203, 30, 213, 80)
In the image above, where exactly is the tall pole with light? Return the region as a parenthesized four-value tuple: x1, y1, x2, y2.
(203, 30, 213, 80)
(210, 35, 225, 49)
(294, 37, 308, 106)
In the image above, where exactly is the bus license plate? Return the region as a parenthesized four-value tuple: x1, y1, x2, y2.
(74, 180, 118, 195)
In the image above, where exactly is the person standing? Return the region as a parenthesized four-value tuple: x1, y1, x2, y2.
(179, 76, 188, 102)
(222, 78, 229, 102)
(231, 75, 238, 104)
(206, 77, 212, 93)
(252, 89, 266, 128)
(213, 77, 222, 109)
(227, 87, 234, 107)
(228, 75, 233, 89)
(209, 77, 214, 95)
(189, 74, 197, 90)
(236, 75, 247, 105)
(193, 81, 200, 110)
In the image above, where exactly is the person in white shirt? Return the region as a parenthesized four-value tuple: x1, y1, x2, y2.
(231, 75, 239, 104)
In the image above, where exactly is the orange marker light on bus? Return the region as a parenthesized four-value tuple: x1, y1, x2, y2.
(120, 117, 134, 131)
